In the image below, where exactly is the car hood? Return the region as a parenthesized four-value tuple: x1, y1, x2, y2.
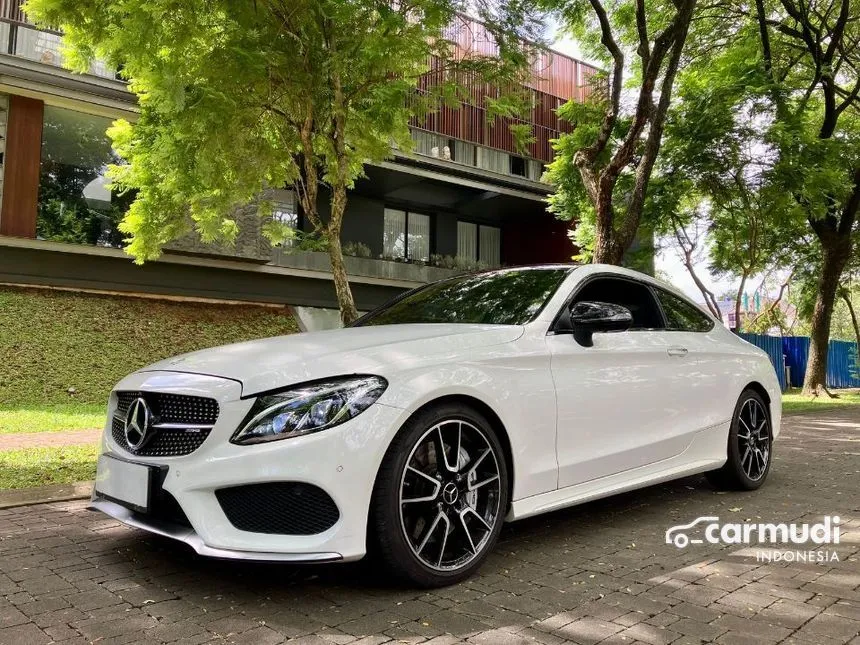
(139, 323, 523, 396)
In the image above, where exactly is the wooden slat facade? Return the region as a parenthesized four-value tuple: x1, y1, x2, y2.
(410, 83, 578, 163)
(0, 0, 24, 24)
(419, 14, 601, 163)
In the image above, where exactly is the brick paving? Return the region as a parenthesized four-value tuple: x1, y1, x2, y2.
(0, 429, 101, 451)
(1, 410, 859, 645)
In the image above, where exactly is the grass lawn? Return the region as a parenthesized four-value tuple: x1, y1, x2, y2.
(0, 388, 857, 491)
(782, 388, 860, 415)
(0, 403, 106, 434)
(0, 444, 98, 490)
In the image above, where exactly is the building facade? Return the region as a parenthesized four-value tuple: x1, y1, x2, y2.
(0, 4, 599, 311)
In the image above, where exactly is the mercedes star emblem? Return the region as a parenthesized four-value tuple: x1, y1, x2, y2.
(124, 397, 151, 451)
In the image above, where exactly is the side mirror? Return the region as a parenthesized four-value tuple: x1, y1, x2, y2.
(569, 301, 633, 347)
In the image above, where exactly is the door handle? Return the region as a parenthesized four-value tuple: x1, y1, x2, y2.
(667, 347, 688, 357)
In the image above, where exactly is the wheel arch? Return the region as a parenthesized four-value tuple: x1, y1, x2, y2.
(375, 393, 515, 512)
(742, 381, 772, 417)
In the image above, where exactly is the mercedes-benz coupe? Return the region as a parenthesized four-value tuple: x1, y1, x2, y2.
(92, 264, 780, 586)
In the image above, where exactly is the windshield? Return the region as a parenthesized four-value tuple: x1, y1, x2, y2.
(354, 267, 572, 327)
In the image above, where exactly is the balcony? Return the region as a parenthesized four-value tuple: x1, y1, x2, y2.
(408, 127, 546, 183)
(0, 0, 116, 79)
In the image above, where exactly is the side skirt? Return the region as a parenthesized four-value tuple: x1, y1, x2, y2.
(507, 421, 729, 521)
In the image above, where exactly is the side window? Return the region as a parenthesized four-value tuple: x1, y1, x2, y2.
(572, 277, 665, 330)
(655, 289, 714, 332)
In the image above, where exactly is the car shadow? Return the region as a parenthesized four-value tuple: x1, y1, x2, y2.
(99, 471, 729, 592)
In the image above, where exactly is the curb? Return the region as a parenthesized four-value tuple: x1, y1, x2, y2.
(0, 481, 93, 509)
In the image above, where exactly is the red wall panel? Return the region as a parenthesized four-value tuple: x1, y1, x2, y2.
(1, 95, 43, 238)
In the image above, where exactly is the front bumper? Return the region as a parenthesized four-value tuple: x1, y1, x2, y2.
(90, 498, 343, 562)
(93, 370, 407, 562)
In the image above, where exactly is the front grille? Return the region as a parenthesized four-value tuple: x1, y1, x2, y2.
(112, 391, 218, 457)
(111, 418, 210, 456)
(115, 392, 218, 425)
(216, 483, 340, 535)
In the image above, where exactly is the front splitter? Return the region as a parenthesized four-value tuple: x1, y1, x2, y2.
(90, 497, 344, 563)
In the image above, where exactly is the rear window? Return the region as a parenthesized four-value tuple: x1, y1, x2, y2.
(655, 288, 714, 332)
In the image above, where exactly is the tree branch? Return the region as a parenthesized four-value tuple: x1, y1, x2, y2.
(582, 0, 624, 163)
(636, 0, 650, 70)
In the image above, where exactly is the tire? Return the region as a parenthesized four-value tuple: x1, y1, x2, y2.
(706, 389, 773, 491)
(370, 402, 509, 587)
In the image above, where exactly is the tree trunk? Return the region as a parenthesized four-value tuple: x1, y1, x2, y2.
(592, 228, 618, 264)
(734, 274, 747, 333)
(591, 184, 621, 264)
(801, 246, 848, 396)
(328, 239, 358, 326)
(592, 203, 623, 264)
(328, 185, 359, 326)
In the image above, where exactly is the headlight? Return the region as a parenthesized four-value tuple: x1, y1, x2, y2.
(231, 375, 388, 445)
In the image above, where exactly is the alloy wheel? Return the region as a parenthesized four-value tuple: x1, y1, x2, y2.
(737, 398, 770, 481)
(398, 419, 502, 572)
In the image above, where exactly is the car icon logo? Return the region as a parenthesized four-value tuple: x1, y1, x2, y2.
(665, 516, 720, 548)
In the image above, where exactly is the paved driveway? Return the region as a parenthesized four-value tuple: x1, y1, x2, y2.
(1, 410, 859, 645)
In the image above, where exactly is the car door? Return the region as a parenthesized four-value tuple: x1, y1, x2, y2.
(546, 275, 692, 489)
(651, 286, 734, 434)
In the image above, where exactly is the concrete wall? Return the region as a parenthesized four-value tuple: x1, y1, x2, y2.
(0, 243, 405, 310)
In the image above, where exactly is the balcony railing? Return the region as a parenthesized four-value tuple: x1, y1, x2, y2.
(409, 127, 546, 182)
(0, 0, 116, 79)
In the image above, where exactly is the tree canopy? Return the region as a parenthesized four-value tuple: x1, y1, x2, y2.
(25, 0, 541, 323)
(543, 0, 697, 265)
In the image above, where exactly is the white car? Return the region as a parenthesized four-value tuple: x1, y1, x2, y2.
(92, 264, 781, 587)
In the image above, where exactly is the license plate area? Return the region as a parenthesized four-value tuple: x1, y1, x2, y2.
(95, 454, 159, 513)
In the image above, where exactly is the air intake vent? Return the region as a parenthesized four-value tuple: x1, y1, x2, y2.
(216, 483, 340, 535)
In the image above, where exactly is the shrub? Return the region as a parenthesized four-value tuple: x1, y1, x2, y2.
(0, 286, 299, 405)
(343, 241, 372, 258)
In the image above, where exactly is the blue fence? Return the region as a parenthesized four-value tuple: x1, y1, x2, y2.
(781, 336, 810, 388)
(739, 333, 787, 391)
(740, 334, 860, 390)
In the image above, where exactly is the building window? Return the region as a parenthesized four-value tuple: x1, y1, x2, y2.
(263, 189, 298, 247)
(457, 221, 501, 266)
(37, 105, 133, 248)
(479, 225, 501, 266)
(383, 208, 430, 261)
(453, 140, 476, 165)
(15, 27, 63, 67)
(411, 130, 446, 158)
(476, 147, 509, 175)
(457, 221, 477, 260)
